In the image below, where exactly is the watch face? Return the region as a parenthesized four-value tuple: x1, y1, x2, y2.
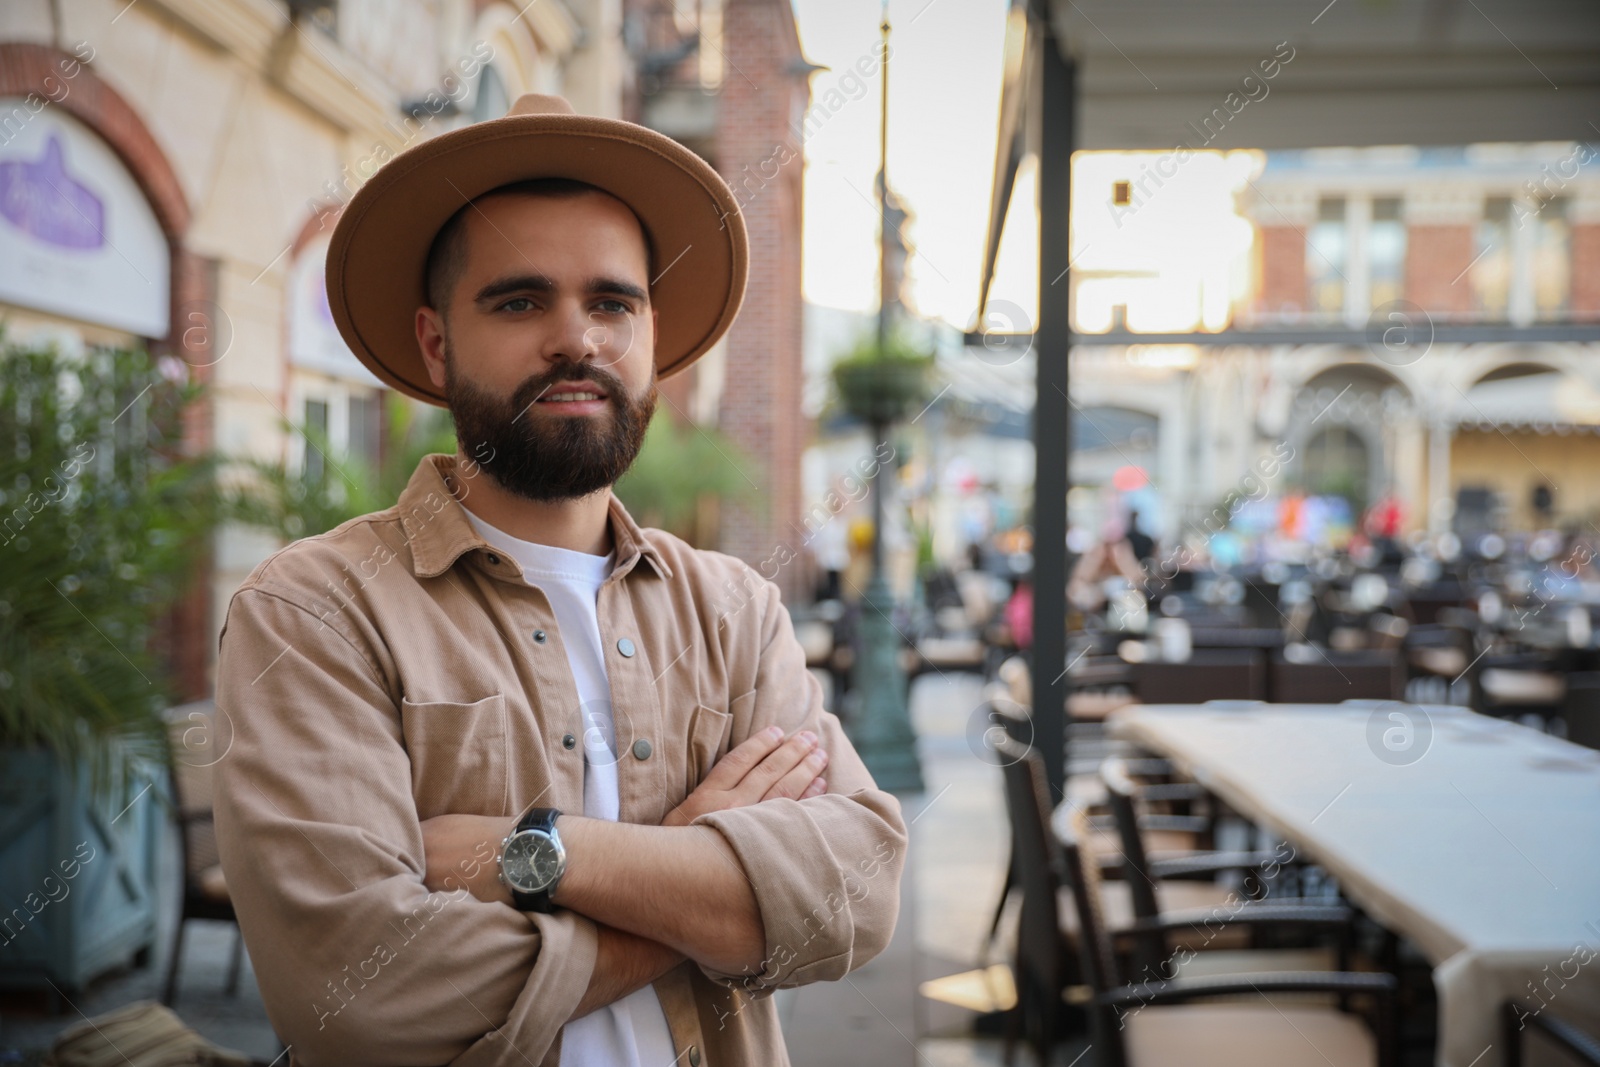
(503, 830, 563, 894)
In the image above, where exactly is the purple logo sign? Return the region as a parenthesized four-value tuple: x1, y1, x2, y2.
(0, 134, 105, 249)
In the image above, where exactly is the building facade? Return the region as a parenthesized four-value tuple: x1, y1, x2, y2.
(0, 0, 631, 697)
(1064, 144, 1600, 550)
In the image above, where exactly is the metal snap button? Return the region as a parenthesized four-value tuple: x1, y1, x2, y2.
(533, 629, 548, 644)
(562, 734, 576, 750)
(688, 1047, 700, 1067)
(487, 553, 501, 565)
(632, 738, 652, 760)
(617, 637, 636, 658)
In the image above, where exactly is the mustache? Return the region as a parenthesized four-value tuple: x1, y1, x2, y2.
(514, 362, 625, 414)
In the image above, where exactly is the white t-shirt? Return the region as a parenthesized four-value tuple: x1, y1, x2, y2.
(463, 508, 677, 1067)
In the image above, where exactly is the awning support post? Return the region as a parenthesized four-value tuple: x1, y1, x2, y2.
(1032, 14, 1076, 800)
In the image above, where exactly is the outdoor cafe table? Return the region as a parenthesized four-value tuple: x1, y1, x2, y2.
(1104, 702, 1600, 1067)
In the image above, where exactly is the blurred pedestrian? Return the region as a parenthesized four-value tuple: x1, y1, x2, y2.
(1068, 516, 1146, 611)
(1126, 508, 1155, 565)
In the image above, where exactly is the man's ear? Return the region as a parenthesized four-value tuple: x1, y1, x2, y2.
(416, 306, 448, 391)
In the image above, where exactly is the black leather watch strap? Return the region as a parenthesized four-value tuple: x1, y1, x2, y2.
(517, 806, 560, 837)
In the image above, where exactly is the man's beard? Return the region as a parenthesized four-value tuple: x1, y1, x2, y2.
(444, 346, 657, 503)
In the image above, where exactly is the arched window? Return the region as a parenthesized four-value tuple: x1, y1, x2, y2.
(0, 105, 170, 340)
(1303, 426, 1371, 512)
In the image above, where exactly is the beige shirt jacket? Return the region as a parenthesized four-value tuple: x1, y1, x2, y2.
(212, 453, 907, 1067)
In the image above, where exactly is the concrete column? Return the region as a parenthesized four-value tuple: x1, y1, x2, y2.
(1345, 195, 1372, 328)
(1429, 419, 1453, 534)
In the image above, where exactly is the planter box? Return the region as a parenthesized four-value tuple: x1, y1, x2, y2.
(0, 747, 164, 994)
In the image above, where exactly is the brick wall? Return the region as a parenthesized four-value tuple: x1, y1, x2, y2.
(712, 0, 808, 600)
(1574, 223, 1600, 317)
(1257, 225, 1306, 317)
(1405, 224, 1475, 317)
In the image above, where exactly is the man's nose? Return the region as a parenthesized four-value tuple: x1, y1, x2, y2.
(540, 301, 633, 371)
(540, 300, 603, 366)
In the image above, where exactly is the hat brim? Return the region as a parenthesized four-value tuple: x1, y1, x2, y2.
(325, 113, 749, 406)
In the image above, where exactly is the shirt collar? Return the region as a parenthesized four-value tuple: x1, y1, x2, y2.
(397, 453, 673, 582)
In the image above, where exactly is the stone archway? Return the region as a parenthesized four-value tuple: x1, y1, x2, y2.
(0, 43, 219, 377)
(1302, 425, 1372, 511)
(1290, 361, 1415, 517)
(1451, 361, 1600, 532)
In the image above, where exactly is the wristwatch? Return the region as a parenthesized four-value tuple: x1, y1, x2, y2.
(498, 807, 566, 912)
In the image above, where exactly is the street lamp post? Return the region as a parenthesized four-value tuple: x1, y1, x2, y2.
(844, 3, 924, 795)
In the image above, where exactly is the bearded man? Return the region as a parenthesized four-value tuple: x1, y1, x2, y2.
(212, 95, 904, 1067)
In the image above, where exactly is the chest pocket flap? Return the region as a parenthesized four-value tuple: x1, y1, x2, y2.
(400, 693, 509, 820)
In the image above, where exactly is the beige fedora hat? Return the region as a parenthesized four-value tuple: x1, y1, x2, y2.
(325, 93, 749, 406)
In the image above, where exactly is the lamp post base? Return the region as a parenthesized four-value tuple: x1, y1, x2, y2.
(846, 569, 925, 795)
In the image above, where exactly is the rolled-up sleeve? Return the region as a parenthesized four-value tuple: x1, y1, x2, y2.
(213, 585, 594, 1067)
(693, 572, 907, 995)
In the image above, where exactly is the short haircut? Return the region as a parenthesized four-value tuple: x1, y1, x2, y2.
(422, 177, 656, 316)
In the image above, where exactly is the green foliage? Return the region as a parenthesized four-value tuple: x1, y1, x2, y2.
(614, 410, 758, 540)
(914, 517, 937, 577)
(0, 340, 222, 777)
(226, 392, 457, 541)
(830, 328, 936, 426)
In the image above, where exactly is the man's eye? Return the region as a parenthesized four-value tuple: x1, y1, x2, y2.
(594, 300, 630, 315)
(499, 298, 536, 313)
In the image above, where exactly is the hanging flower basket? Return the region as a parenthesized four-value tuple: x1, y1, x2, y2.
(831, 345, 935, 427)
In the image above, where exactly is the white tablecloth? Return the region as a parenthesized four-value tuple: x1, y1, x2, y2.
(1106, 702, 1600, 1067)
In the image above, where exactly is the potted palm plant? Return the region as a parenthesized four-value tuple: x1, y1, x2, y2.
(0, 338, 221, 994)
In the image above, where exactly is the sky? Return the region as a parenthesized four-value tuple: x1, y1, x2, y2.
(786, 0, 1264, 340)
(790, 0, 1013, 331)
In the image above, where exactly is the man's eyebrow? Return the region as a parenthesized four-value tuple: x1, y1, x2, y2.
(589, 276, 649, 303)
(474, 273, 555, 306)
(473, 273, 649, 306)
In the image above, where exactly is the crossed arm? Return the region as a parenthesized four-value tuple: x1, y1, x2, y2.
(418, 725, 830, 1021)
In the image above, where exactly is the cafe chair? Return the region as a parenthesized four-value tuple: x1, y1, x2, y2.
(996, 740, 1370, 1067)
(1477, 653, 1566, 728)
(1560, 672, 1600, 751)
(1268, 648, 1404, 703)
(1502, 1001, 1600, 1066)
(1099, 758, 1352, 985)
(162, 702, 246, 1006)
(1066, 654, 1138, 723)
(991, 698, 1204, 860)
(999, 655, 1032, 707)
(1186, 627, 1286, 653)
(997, 738, 1096, 1064)
(1404, 622, 1473, 679)
(1059, 797, 1400, 1067)
(982, 699, 1166, 964)
(908, 632, 989, 682)
(1132, 649, 1267, 705)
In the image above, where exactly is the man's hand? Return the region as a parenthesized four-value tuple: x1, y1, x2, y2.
(662, 724, 828, 827)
